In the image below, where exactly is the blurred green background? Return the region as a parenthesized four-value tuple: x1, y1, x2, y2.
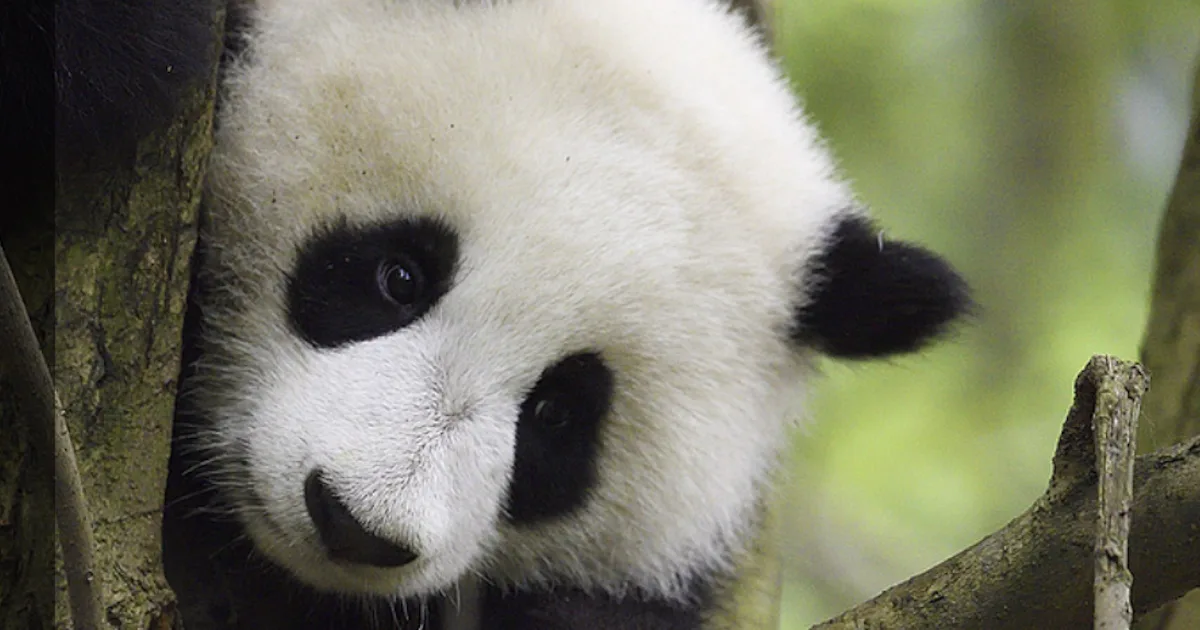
(771, 0, 1200, 626)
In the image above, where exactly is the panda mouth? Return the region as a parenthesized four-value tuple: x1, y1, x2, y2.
(241, 499, 421, 574)
(231, 485, 443, 596)
(251, 518, 433, 594)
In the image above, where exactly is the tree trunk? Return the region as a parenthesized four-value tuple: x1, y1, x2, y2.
(1132, 55, 1200, 630)
(0, 18, 223, 630)
(49, 81, 215, 629)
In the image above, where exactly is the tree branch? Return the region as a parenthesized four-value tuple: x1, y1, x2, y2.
(1090, 357, 1146, 630)
(0, 245, 104, 630)
(813, 356, 1199, 630)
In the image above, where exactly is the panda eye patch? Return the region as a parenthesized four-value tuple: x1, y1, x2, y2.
(376, 257, 423, 306)
(505, 352, 613, 524)
(287, 216, 458, 348)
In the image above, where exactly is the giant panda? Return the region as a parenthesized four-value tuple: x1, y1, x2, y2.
(52, 0, 972, 628)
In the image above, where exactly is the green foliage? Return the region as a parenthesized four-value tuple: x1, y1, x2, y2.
(772, 0, 1200, 625)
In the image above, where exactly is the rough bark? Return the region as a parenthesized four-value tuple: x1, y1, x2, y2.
(52, 388, 103, 630)
(1133, 57, 1200, 630)
(812, 357, 1199, 629)
(1092, 357, 1145, 630)
(46, 74, 216, 628)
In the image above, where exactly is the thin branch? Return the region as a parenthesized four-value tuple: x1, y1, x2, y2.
(1089, 357, 1146, 629)
(813, 356, 1199, 630)
(0, 245, 105, 630)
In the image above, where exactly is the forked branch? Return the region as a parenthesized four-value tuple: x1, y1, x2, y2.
(813, 356, 1199, 630)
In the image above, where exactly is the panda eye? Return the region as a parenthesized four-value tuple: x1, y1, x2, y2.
(376, 258, 423, 306)
(533, 398, 569, 428)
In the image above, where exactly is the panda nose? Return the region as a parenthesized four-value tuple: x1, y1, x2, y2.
(303, 470, 418, 568)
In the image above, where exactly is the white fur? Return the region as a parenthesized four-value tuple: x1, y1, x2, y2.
(195, 0, 856, 602)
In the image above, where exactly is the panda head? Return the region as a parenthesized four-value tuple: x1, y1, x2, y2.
(190, 0, 970, 602)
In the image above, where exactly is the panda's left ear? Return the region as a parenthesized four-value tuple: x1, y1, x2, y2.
(791, 212, 972, 359)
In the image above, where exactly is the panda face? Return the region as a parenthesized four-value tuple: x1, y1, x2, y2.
(199, 155, 811, 598)
(189, 0, 967, 603)
(232, 212, 631, 596)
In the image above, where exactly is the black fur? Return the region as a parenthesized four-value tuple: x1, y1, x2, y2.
(55, 0, 219, 161)
(505, 352, 614, 524)
(481, 581, 712, 630)
(286, 217, 460, 349)
(794, 213, 971, 358)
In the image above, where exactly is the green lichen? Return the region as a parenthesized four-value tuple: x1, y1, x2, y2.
(51, 77, 215, 630)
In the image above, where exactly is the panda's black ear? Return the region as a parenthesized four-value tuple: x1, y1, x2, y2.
(791, 213, 972, 359)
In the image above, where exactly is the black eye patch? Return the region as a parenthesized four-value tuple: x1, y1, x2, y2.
(504, 352, 614, 525)
(286, 216, 458, 349)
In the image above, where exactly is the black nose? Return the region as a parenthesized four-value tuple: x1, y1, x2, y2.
(303, 470, 418, 567)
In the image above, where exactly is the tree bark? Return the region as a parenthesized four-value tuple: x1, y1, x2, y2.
(0, 11, 226, 627)
(1092, 357, 1144, 630)
(47, 78, 216, 628)
(1133, 56, 1200, 630)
